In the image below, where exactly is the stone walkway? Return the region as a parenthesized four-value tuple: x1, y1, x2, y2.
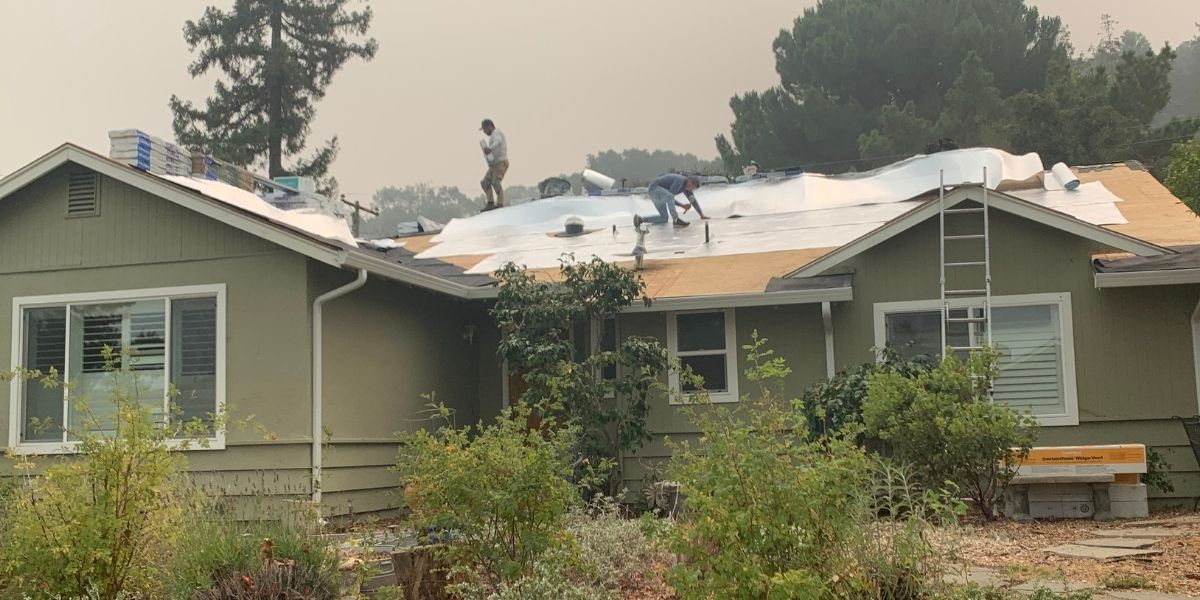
(949, 515, 1200, 598)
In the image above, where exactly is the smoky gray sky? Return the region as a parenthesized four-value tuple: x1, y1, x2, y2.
(1, 1, 1197, 202)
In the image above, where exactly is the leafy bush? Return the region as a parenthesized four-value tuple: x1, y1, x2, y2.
(492, 257, 669, 492)
(395, 403, 585, 591)
(167, 508, 342, 599)
(0, 356, 215, 599)
(1143, 448, 1176, 494)
(661, 334, 962, 599)
(458, 496, 670, 600)
(863, 349, 1039, 519)
(799, 347, 931, 438)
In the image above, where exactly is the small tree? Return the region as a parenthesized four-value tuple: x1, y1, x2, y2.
(0, 348, 217, 598)
(862, 349, 1039, 520)
(1165, 140, 1200, 214)
(491, 257, 668, 492)
(662, 334, 962, 599)
(395, 403, 585, 591)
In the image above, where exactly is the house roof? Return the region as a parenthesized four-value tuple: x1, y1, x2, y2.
(5, 144, 1193, 304)
(408, 151, 1190, 297)
(0, 144, 498, 299)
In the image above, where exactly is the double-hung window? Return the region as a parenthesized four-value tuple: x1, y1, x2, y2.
(667, 309, 739, 403)
(10, 285, 225, 451)
(874, 292, 1077, 426)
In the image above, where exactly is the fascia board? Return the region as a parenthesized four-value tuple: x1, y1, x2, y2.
(1094, 268, 1200, 288)
(622, 285, 852, 313)
(787, 187, 1170, 279)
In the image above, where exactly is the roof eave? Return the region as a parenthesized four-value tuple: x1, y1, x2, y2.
(622, 285, 852, 313)
(1093, 268, 1200, 288)
(786, 186, 1170, 279)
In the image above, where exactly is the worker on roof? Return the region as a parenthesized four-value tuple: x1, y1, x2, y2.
(634, 174, 708, 228)
(479, 118, 509, 212)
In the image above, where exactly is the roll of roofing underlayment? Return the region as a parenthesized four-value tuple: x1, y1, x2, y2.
(1051, 162, 1080, 191)
(582, 168, 616, 190)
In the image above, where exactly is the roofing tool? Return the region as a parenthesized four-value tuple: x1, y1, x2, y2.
(705, 221, 710, 244)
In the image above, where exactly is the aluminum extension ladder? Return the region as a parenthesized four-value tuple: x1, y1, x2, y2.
(938, 168, 993, 356)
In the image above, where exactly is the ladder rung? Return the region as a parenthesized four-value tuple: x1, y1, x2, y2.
(944, 234, 986, 240)
(946, 317, 987, 323)
(944, 207, 985, 214)
(945, 261, 986, 267)
(945, 289, 986, 295)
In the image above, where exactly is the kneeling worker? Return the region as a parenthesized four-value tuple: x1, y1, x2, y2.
(634, 174, 708, 228)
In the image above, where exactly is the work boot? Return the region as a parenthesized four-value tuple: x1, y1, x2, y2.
(481, 203, 496, 212)
(673, 219, 689, 228)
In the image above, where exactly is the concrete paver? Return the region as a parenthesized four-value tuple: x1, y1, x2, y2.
(1043, 543, 1163, 559)
(1075, 537, 1161, 549)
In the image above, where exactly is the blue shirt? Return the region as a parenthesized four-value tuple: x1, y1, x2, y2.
(650, 174, 688, 195)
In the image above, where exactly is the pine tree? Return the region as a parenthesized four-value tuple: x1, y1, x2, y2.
(169, 0, 377, 189)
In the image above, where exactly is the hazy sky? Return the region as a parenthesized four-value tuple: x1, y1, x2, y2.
(1, 1, 1197, 202)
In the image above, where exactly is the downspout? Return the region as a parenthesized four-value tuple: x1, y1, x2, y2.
(822, 301, 836, 379)
(312, 268, 368, 504)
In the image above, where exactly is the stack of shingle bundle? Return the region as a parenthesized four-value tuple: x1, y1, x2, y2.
(108, 129, 190, 176)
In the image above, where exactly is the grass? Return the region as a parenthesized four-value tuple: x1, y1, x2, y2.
(1098, 571, 1151, 590)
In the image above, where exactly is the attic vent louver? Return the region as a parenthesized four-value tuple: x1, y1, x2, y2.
(66, 171, 100, 217)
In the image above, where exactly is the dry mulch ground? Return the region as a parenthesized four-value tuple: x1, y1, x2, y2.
(954, 510, 1200, 596)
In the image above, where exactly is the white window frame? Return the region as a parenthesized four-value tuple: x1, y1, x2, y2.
(8, 284, 227, 454)
(872, 292, 1078, 426)
(667, 308, 739, 404)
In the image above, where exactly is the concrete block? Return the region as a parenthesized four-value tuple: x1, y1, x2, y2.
(1110, 500, 1150, 519)
(1029, 483, 1094, 502)
(1108, 484, 1147, 502)
(1030, 500, 1095, 519)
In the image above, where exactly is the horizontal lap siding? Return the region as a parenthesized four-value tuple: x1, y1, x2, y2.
(0, 166, 320, 514)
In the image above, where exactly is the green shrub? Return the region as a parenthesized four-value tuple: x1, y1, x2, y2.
(862, 349, 1039, 520)
(799, 347, 931, 439)
(395, 403, 585, 591)
(0, 356, 214, 599)
(661, 334, 962, 599)
(167, 508, 342, 599)
(1144, 448, 1175, 494)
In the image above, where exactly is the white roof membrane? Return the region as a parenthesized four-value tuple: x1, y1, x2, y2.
(414, 148, 1130, 274)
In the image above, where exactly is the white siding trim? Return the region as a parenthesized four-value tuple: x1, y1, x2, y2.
(822, 301, 836, 379)
(667, 308, 739, 404)
(872, 292, 1079, 427)
(1094, 269, 1200, 288)
(8, 284, 227, 454)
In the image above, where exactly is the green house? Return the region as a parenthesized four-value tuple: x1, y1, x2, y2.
(2, 144, 1198, 515)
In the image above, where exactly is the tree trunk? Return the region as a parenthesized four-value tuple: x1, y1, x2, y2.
(267, 0, 285, 177)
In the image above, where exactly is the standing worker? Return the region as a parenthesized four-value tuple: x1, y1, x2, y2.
(479, 118, 509, 212)
(634, 174, 708, 228)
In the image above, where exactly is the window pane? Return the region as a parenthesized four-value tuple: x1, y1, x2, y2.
(677, 312, 725, 352)
(884, 310, 968, 360)
(69, 300, 166, 436)
(600, 318, 617, 381)
(992, 304, 1064, 416)
(681, 354, 728, 393)
(22, 307, 65, 442)
(172, 297, 218, 430)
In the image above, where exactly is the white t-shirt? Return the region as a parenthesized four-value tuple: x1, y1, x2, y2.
(484, 129, 508, 162)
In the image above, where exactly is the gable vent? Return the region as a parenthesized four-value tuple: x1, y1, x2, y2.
(66, 171, 100, 217)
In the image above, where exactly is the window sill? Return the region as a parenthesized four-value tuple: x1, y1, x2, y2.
(670, 391, 739, 405)
(7, 437, 226, 455)
(1031, 414, 1078, 427)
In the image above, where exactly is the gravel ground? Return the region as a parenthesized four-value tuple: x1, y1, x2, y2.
(955, 511, 1200, 596)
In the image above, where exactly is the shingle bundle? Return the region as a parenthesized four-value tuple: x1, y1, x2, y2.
(107, 129, 190, 176)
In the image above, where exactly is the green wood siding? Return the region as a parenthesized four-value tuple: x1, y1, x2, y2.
(0, 165, 278, 274)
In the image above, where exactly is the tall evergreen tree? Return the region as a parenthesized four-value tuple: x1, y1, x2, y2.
(169, 0, 377, 189)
